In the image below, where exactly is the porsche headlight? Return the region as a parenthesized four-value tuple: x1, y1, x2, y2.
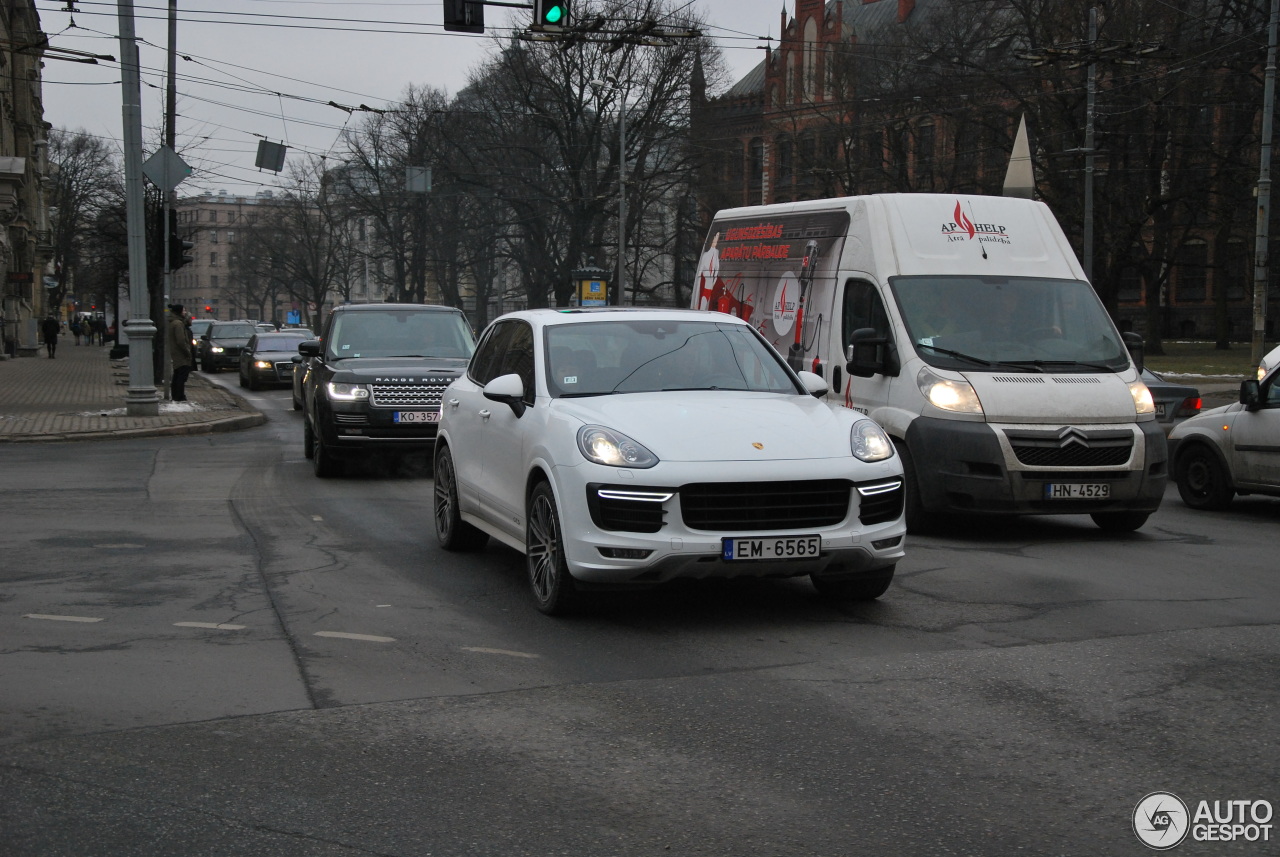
(577, 426, 658, 468)
(1128, 380, 1155, 415)
(326, 382, 369, 401)
(917, 366, 983, 414)
(851, 419, 894, 462)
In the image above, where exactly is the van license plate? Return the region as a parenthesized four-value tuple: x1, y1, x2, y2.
(1044, 483, 1110, 499)
(723, 535, 821, 561)
(393, 411, 440, 424)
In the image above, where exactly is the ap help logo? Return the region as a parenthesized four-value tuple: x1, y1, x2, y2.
(1134, 792, 1190, 850)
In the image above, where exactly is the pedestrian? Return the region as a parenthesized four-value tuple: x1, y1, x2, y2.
(41, 315, 60, 358)
(69, 317, 82, 345)
(166, 304, 195, 401)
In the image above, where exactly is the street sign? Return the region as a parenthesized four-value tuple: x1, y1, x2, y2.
(141, 146, 192, 191)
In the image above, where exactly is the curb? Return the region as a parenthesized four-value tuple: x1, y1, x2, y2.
(0, 412, 268, 444)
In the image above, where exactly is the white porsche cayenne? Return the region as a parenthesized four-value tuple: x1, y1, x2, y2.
(433, 308, 906, 615)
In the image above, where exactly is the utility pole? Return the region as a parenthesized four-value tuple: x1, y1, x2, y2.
(1254, 0, 1278, 366)
(162, 0, 177, 398)
(117, 0, 159, 415)
(1083, 6, 1097, 284)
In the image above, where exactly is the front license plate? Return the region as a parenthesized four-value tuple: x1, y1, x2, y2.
(393, 411, 440, 424)
(1044, 483, 1110, 499)
(723, 535, 821, 561)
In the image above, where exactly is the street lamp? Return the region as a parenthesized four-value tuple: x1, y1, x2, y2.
(591, 74, 628, 305)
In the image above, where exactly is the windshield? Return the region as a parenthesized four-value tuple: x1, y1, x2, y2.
(891, 276, 1129, 371)
(327, 310, 475, 360)
(212, 323, 257, 339)
(254, 337, 302, 353)
(190, 320, 212, 336)
(544, 319, 798, 398)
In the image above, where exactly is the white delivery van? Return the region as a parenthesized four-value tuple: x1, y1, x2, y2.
(692, 193, 1166, 532)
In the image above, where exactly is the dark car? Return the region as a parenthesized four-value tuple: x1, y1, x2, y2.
(238, 331, 313, 390)
(197, 321, 258, 372)
(299, 304, 476, 477)
(188, 319, 213, 353)
(1141, 367, 1201, 436)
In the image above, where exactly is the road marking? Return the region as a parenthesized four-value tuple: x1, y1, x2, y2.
(93, 543, 145, 549)
(24, 614, 104, 623)
(311, 515, 323, 522)
(174, 621, 246, 631)
(314, 631, 395, 643)
(461, 646, 541, 659)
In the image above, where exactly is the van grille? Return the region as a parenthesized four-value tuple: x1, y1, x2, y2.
(370, 383, 448, 407)
(1006, 428, 1134, 468)
(680, 480, 851, 531)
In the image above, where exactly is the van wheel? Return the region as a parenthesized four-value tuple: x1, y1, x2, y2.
(434, 446, 488, 551)
(1090, 511, 1149, 532)
(811, 565, 895, 601)
(1176, 445, 1234, 510)
(526, 482, 579, 616)
(895, 441, 937, 534)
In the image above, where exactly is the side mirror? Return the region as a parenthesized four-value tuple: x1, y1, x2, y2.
(845, 327, 900, 379)
(795, 370, 829, 397)
(483, 373, 526, 417)
(1123, 331, 1145, 373)
(1240, 379, 1262, 411)
(291, 354, 303, 365)
(298, 340, 321, 358)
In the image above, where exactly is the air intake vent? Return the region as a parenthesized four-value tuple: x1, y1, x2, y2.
(1051, 376, 1103, 384)
(992, 375, 1046, 384)
(680, 480, 851, 531)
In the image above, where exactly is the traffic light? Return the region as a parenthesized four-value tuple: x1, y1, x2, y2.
(443, 0, 483, 34)
(168, 210, 195, 270)
(534, 0, 569, 30)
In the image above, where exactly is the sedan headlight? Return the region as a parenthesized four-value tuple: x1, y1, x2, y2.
(851, 419, 894, 462)
(210, 345, 224, 353)
(577, 425, 658, 468)
(326, 382, 369, 401)
(1128, 380, 1155, 415)
(917, 366, 983, 414)
(254, 360, 272, 369)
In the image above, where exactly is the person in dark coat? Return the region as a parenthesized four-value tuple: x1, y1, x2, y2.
(166, 304, 195, 401)
(41, 315, 60, 358)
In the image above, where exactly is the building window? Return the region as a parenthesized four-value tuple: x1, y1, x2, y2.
(211, 275, 219, 289)
(803, 18, 818, 101)
(776, 136, 794, 189)
(917, 123, 935, 188)
(210, 252, 218, 267)
(210, 230, 219, 244)
(227, 230, 236, 243)
(748, 138, 764, 189)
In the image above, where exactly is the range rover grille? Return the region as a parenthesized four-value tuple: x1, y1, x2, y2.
(370, 383, 449, 407)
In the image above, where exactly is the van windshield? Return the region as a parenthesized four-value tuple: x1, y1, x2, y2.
(890, 276, 1129, 372)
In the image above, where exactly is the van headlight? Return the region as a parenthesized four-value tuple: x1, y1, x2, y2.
(326, 382, 369, 401)
(577, 426, 658, 468)
(917, 366, 983, 414)
(1128, 380, 1155, 415)
(851, 419, 894, 462)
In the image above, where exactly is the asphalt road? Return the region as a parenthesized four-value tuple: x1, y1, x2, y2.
(2, 379, 1277, 856)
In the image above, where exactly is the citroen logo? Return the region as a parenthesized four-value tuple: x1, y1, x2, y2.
(1057, 428, 1090, 448)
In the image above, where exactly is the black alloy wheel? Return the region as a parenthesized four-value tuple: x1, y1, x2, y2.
(526, 482, 579, 616)
(433, 446, 489, 551)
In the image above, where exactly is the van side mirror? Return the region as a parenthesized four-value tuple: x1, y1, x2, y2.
(1122, 332, 1145, 373)
(484, 373, 526, 418)
(845, 328, 900, 379)
(1240, 379, 1262, 411)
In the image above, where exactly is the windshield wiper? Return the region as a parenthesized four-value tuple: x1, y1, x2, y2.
(1001, 359, 1117, 372)
(915, 343, 993, 367)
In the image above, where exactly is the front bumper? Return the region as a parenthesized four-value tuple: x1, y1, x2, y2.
(319, 401, 442, 453)
(906, 417, 1167, 516)
(549, 457, 907, 585)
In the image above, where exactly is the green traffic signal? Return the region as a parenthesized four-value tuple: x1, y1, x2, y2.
(545, 4, 563, 23)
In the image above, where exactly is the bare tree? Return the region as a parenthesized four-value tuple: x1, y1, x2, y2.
(47, 128, 123, 315)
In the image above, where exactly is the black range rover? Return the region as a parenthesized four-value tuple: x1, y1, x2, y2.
(299, 303, 476, 477)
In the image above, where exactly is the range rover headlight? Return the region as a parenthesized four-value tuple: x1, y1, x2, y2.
(851, 419, 894, 462)
(326, 382, 369, 401)
(917, 366, 983, 414)
(1128, 380, 1155, 415)
(577, 426, 658, 468)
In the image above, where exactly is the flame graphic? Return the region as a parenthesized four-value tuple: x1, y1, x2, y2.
(954, 201, 975, 239)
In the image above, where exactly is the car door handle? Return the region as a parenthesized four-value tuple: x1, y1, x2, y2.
(448, 398, 460, 409)
(479, 409, 491, 421)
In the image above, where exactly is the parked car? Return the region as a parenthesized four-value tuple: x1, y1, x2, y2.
(188, 318, 213, 351)
(300, 304, 475, 477)
(434, 308, 907, 615)
(197, 321, 258, 372)
(1170, 357, 1280, 509)
(1140, 367, 1201, 435)
(256, 322, 277, 332)
(238, 330, 314, 390)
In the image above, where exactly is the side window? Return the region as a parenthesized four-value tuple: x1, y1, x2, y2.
(1265, 374, 1280, 406)
(497, 321, 536, 403)
(841, 279, 892, 351)
(469, 322, 514, 386)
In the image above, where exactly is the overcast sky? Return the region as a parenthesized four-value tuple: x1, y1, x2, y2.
(36, 0, 789, 197)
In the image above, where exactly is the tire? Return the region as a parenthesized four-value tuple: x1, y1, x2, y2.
(1175, 444, 1234, 510)
(238, 370, 247, 388)
(292, 392, 302, 411)
(303, 417, 315, 459)
(434, 447, 489, 551)
(895, 441, 937, 534)
(811, 565, 895, 601)
(312, 431, 343, 477)
(526, 482, 579, 616)
(1090, 511, 1150, 532)
(246, 372, 260, 391)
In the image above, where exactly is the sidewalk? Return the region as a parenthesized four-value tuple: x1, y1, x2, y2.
(0, 341, 265, 443)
